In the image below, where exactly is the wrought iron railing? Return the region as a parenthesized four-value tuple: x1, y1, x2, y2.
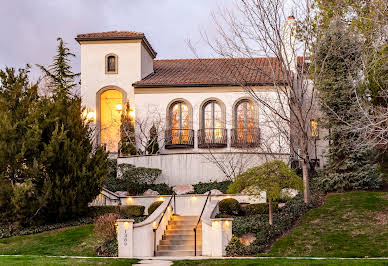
(198, 128, 227, 148)
(193, 191, 211, 256)
(231, 127, 260, 147)
(153, 192, 176, 256)
(165, 129, 194, 148)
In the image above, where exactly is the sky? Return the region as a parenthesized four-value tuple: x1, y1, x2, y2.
(0, 0, 232, 81)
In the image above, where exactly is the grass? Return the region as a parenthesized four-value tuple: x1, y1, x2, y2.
(265, 192, 388, 257)
(173, 258, 388, 265)
(0, 255, 138, 265)
(0, 225, 103, 257)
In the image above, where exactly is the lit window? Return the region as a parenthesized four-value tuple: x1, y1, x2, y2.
(311, 120, 319, 137)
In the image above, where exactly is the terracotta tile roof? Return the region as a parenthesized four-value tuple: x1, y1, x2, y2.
(75, 31, 157, 58)
(133, 57, 298, 88)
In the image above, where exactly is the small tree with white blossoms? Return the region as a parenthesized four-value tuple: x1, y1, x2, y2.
(227, 160, 303, 225)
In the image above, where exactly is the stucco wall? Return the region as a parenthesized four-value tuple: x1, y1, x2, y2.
(117, 152, 289, 185)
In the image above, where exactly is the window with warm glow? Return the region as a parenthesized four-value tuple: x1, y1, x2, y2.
(169, 101, 190, 144)
(235, 100, 256, 142)
(202, 100, 223, 143)
(100, 89, 123, 152)
(311, 120, 319, 137)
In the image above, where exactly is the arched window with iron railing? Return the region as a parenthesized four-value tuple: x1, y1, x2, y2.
(165, 100, 194, 148)
(232, 99, 260, 147)
(198, 99, 227, 148)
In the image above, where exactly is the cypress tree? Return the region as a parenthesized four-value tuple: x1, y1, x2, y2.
(147, 124, 159, 154)
(314, 22, 381, 191)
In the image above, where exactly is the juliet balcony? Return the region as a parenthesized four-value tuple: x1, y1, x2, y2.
(165, 129, 195, 149)
(198, 128, 228, 148)
(231, 127, 260, 148)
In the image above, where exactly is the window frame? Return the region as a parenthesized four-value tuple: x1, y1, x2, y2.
(105, 53, 118, 74)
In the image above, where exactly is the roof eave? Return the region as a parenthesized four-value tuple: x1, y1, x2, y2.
(133, 82, 286, 88)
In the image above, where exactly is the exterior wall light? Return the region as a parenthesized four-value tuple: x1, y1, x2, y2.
(129, 110, 135, 118)
(126, 197, 133, 203)
(116, 104, 123, 111)
(86, 111, 96, 121)
(224, 221, 230, 226)
(225, 195, 232, 199)
(157, 197, 165, 202)
(191, 195, 197, 200)
(152, 221, 157, 229)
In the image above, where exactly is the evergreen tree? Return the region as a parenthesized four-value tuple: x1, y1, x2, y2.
(119, 102, 137, 156)
(146, 124, 159, 154)
(314, 21, 381, 191)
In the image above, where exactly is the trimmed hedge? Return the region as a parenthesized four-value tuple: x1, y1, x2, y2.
(245, 203, 279, 216)
(119, 205, 145, 218)
(148, 201, 163, 215)
(219, 198, 240, 215)
(225, 194, 321, 256)
(193, 181, 232, 194)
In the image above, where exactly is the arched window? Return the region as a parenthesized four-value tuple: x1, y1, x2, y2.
(233, 99, 259, 147)
(106, 54, 118, 74)
(166, 100, 193, 148)
(199, 100, 227, 147)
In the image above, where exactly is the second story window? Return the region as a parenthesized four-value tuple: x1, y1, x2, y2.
(106, 54, 118, 74)
(311, 120, 319, 137)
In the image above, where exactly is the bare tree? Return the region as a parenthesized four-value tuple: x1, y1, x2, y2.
(190, 0, 321, 203)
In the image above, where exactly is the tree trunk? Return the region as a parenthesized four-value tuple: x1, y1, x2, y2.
(301, 159, 310, 204)
(268, 199, 273, 225)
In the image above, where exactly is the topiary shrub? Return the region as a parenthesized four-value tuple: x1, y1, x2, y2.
(245, 203, 279, 216)
(148, 201, 163, 215)
(119, 205, 145, 218)
(218, 198, 240, 215)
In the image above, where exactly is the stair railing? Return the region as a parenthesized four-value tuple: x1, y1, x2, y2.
(193, 191, 211, 256)
(153, 192, 176, 256)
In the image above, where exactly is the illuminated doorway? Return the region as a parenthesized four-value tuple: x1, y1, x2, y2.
(100, 89, 123, 152)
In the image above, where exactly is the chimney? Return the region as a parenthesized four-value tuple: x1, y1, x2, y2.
(281, 15, 297, 73)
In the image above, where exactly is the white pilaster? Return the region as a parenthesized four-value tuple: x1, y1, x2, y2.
(211, 218, 233, 257)
(117, 219, 134, 257)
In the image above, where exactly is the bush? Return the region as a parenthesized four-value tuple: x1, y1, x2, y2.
(148, 201, 163, 215)
(88, 206, 120, 218)
(225, 194, 320, 256)
(96, 239, 118, 257)
(94, 213, 119, 240)
(119, 205, 145, 218)
(147, 183, 173, 195)
(193, 181, 232, 194)
(225, 235, 246, 256)
(218, 198, 240, 215)
(119, 164, 161, 185)
(245, 203, 279, 216)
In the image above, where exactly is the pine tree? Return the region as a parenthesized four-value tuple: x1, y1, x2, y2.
(119, 102, 137, 156)
(314, 21, 382, 191)
(146, 124, 159, 154)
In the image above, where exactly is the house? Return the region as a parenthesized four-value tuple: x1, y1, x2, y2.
(75, 17, 327, 186)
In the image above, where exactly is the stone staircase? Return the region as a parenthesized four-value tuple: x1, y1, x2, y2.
(156, 215, 202, 256)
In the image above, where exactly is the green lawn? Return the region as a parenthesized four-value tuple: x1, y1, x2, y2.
(173, 258, 388, 265)
(0, 256, 138, 265)
(0, 225, 102, 257)
(265, 192, 388, 257)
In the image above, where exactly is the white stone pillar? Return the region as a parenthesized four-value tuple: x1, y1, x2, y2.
(117, 219, 134, 257)
(211, 218, 233, 257)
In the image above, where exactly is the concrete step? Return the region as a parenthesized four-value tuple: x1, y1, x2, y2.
(165, 229, 200, 235)
(167, 224, 196, 230)
(171, 216, 199, 221)
(157, 245, 199, 251)
(155, 250, 202, 256)
(159, 239, 202, 246)
(162, 234, 202, 240)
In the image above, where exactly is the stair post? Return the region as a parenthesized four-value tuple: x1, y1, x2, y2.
(210, 218, 233, 257)
(117, 219, 134, 257)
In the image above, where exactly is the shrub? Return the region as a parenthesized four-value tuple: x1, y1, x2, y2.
(148, 201, 163, 215)
(225, 194, 320, 256)
(193, 181, 232, 194)
(94, 213, 119, 240)
(119, 164, 161, 185)
(225, 235, 246, 256)
(218, 198, 240, 215)
(88, 206, 120, 218)
(147, 183, 173, 195)
(245, 203, 279, 216)
(119, 205, 145, 218)
(96, 239, 118, 257)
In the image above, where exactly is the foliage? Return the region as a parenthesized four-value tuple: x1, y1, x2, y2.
(314, 22, 382, 192)
(146, 124, 159, 154)
(120, 102, 137, 156)
(225, 235, 246, 256)
(193, 181, 232, 194)
(96, 239, 118, 257)
(148, 201, 163, 215)
(88, 206, 120, 218)
(225, 194, 319, 256)
(267, 192, 388, 258)
(218, 198, 240, 215)
(146, 183, 173, 195)
(245, 203, 279, 216)
(119, 164, 162, 185)
(93, 213, 119, 241)
(119, 205, 145, 218)
(0, 217, 93, 239)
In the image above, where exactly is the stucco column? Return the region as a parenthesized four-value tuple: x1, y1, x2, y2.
(211, 218, 233, 257)
(117, 219, 134, 257)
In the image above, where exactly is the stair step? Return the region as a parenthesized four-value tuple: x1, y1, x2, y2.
(157, 245, 199, 251)
(163, 234, 202, 240)
(172, 216, 199, 221)
(159, 239, 202, 246)
(167, 224, 199, 230)
(155, 250, 202, 256)
(165, 229, 200, 235)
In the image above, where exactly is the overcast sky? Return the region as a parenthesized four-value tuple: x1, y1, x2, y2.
(0, 0, 231, 81)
